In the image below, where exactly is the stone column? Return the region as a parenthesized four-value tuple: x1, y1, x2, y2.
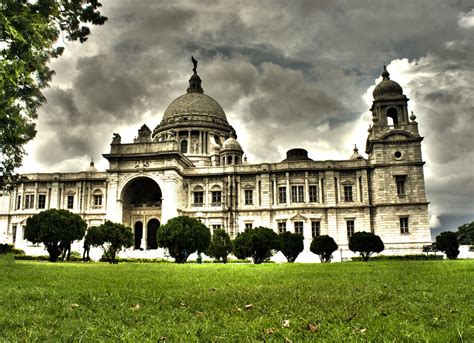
(142, 221, 147, 250)
(188, 131, 191, 152)
(199, 131, 203, 154)
(304, 172, 309, 204)
(286, 172, 290, 205)
(105, 176, 121, 223)
(272, 175, 277, 206)
(161, 171, 179, 223)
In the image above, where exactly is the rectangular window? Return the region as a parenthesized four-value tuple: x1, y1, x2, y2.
(294, 221, 304, 235)
(16, 195, 21, 210)
(309, 185, 318, 202)
(278, 186, 287, 203)
(344, 185, 353, 202)
(245, 223, 253, 230)
(400, 217, 409, 234)
(396, 176, 406, 196)
(24, 194, 34, 209)
(211, 191, 222, 206)
(93, 194, 103, 207)
(193, 191, 204, 206)
(38, 194, 46, 209)
(212, 224, 222, 233)
(278, 222, 286, 234)
(311, 221, 321, 238)
(291, 185, 304, 203)
(67, 195, 74, 209)
(347, 220, 355, 238)
(245, 190, 253, 205)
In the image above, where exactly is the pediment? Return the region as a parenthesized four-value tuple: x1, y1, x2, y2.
(290, 214, 308, 221)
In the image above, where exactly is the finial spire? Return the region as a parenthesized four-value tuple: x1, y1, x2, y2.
(191, 56, 198, 75)
(187, 56, 203, 93)
(382, 65, 390, 80)
(90, 157, 94, 167)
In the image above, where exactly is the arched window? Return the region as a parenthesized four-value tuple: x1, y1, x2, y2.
(181, 140, 188, 153)
(235, 156, 240, 164)
(227, 155, 233, 165)
(387, 107, 399, 126)
(92, 189, 103, 208)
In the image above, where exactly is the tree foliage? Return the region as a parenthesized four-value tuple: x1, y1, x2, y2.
(207, 229, 232, 263)
(157, 216, 211, 263)
(0, 0, 106, 185)
(279, 231, 304, 263)
(232, 227, 279, 264)
(456, 221, 474, 246)
(85, 221, 133, 264)
(24, 209, 86, 262)
(435, 231, 460, 259)
(348, 231, 384, 262)
(310, 235, 338, 263)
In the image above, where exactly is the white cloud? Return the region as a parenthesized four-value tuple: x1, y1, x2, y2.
(458, 9, 474, 29)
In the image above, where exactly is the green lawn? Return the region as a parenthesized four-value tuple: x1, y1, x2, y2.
(1, 258, 473, 342)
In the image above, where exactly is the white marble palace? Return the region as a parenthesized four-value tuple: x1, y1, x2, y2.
(0, 62, 432, 260)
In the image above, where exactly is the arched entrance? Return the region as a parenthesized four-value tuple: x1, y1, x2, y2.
(121, 177, 162, 251)
(147, 218, 160, 250)
(122, 177, 162, 209)
(134, 221, 143, 250)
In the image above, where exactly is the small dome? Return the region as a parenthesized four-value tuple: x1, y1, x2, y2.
(221, 137, 242, 152)
(373, 66, 404, 99)
(282, 148, 313, 162)
(85, 158, 97, 172)
(350, 145, 363, 160)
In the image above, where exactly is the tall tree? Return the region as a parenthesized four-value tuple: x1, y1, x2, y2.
(456, 221, 474, 246)
(0, 0, 106, 186)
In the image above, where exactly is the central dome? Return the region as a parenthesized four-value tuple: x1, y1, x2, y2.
(152, 63, 236, 140)
(161, 92, 228, 124)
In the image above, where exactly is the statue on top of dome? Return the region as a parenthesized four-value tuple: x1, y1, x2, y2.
(191, 56, 198, 75)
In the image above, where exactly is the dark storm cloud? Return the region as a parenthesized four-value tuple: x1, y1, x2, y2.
(23, 0, 473, 230)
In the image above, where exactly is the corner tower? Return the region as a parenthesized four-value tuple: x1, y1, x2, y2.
(366, 66, 431, 253)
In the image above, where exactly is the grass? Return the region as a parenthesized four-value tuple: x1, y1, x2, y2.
(1, 258, 473, 342)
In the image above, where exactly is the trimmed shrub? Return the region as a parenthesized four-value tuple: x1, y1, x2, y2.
(157, 216, 211, 263)
(232, 227, 280, 264)
(279, 231, 304, 263)
(86, 221, 134, 264)
(349, 231, 384, 262)
(310, 235, 338, 263)
(436, 231, 460, 259)
(207, 229, 232, 263)
(24, 209, 86, 262)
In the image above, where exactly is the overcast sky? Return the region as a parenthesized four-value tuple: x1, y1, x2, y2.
(19, 0, 474, 235)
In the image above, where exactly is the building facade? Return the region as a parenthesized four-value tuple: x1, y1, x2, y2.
(0, 65, 431, 260)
